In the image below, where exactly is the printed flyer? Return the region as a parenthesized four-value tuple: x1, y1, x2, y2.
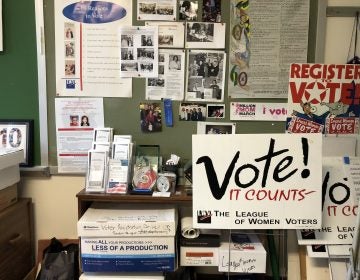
(230, 102, 287, 121)
(55, 0, 132, 97)
(286, 63, 360, 134)
(228, 0, 309, 99)
(192, 133, 322, 229)
(55, 98, 104, 173)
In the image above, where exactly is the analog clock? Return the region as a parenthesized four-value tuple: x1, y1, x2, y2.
(157, 175, 171, 192)
(156, 172, 176, 193)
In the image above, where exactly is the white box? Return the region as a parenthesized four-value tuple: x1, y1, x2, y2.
(77, 203, 177, 237)
(80, 236, 176, 272)
(218, 233, 267, 273)
(0, 149, 23, 190)
(80, 272, 165, 280)
(180, 246, 219, 266)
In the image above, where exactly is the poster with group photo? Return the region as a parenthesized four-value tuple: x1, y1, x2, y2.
(55, 98, 104, 173)
(286, 63, 360, 135)
(146, 49, 185, 101)
(55, 0, 133, 97)
(137, 0, 176, 21)
(185, 22, 225, 49)
(119, 26, 158, 78)
(145, 21, 185, 48)
(185, 50, 226, 102)
(228, 0, 309, 99)
(192, 133, 323, 229)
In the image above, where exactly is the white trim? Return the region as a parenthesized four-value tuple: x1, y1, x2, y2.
(34, 0, 49, 166)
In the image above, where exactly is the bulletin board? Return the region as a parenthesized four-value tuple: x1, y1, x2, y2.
(43, 0, 320, 168)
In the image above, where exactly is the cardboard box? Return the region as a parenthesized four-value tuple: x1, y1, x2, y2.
(80, 236, 176, 272)
(180, 246, 219, 266)
(77, 203, 177, 237)
(0, 183, 17, 211)
(0, 149, 23, 190)
(79, 272, 165, 279)
(218, 233, 267, 274)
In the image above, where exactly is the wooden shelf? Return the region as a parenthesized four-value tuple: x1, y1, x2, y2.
(76, 185, 192, 218)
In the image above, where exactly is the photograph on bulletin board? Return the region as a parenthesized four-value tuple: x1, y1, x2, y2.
(179, 0, 198, 21)
(179, 102, 206, 122)
(140, 103, 162, 133)
(145, 21, 185, 48)
(202, 0, 221, 22)
(137, 0, 176, 21)
(185, 50, 226, 102)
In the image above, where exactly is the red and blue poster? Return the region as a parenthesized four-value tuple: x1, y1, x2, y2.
(286, 63, 360, 134)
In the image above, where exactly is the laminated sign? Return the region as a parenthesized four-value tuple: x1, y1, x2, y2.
(192, 133, 322, 229)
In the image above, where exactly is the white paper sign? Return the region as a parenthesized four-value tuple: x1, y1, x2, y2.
(192, 133, 322, 229)
(55, 97, 104, 173)
(297, 157, 358, 245)
(55, 0, 132, 97)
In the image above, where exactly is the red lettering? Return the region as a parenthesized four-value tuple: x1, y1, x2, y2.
(341, 205, 358, 216)
(245, 189, 255, 200)
(326, 83, 340, 103)
(340, 83, 355, 105)
(290, 82, 306, 102)
(309, 64, 322, 79)
(290, 63, 302, 78)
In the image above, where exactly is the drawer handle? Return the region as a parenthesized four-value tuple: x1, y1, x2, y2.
(8, 233, 23, 245)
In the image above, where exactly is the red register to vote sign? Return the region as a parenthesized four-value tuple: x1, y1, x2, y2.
(192, 133, 322, 230)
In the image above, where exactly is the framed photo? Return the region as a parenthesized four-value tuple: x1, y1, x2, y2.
(0, 119, 34, 167)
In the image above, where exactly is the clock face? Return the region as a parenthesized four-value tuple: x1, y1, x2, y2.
(157, 175, 170, 192)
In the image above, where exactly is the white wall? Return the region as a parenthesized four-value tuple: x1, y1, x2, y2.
(19, 175, 83, 239)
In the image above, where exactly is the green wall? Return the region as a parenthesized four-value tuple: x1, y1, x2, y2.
(1, 0, 318, 167)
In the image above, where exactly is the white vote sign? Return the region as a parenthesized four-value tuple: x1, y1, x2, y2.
(192, 133, 322, 229)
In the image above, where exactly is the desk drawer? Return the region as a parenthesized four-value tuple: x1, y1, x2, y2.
(0, 199, 33, 280)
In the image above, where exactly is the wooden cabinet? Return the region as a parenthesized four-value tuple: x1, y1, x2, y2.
(0, 198, 34, 280)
